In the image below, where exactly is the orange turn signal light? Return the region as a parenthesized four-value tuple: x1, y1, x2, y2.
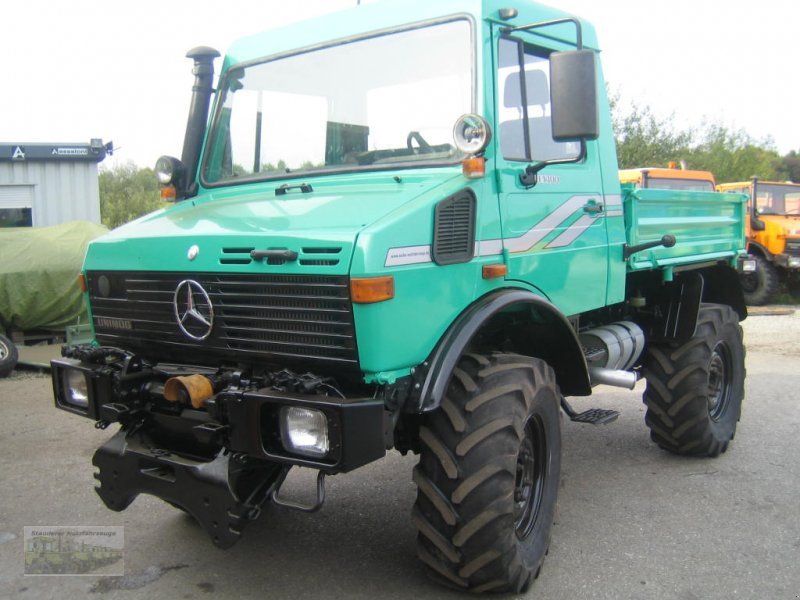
(160, 185, 177, 201)
(462, 156, 485, 179)
(351, 276, 395, 304)
(78, 273, 87, 293)
(482, 263, 508, 279)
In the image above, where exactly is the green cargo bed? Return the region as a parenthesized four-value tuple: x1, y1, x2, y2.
(623, 186, 747, 271)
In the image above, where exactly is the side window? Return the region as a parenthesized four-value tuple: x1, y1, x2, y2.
(786, 191, 800, 214)
(0, 185, 34, 227)
(726, 186, 752, 212)
(498, 38, 581, 163)
(0, 208, 32, 227)
(755, 190, 774, 213)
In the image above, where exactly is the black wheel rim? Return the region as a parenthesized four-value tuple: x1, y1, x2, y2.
(707, 341, 733, 420)
(514, 415, 547, 540)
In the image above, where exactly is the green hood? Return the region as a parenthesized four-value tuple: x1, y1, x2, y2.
(85, 170, 459, 275)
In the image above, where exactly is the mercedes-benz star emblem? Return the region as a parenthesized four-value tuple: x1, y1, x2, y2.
(173, 280, 214, 341)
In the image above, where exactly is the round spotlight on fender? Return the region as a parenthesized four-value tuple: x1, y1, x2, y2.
(155, 155, 184, 185)
(453, 114, 492, 155)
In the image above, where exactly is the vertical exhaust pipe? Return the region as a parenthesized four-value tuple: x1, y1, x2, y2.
(180, 46, 220, 197)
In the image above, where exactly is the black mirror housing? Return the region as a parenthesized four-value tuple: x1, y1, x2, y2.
(549, 50, 599, 141)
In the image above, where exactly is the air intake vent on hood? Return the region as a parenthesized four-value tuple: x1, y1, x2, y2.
(433, 189, 476, 265)
(220, 247, 255, 265)
(300, 247, 342, 266)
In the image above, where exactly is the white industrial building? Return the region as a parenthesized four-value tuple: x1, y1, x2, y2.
(0, 140, 110, 227)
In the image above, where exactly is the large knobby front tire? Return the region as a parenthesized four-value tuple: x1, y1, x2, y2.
(740, 254, 778, 306)
(412, 353, 561, 593)
(643, 303, 745, 457)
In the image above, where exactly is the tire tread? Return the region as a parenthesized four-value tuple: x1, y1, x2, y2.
(412, 353, 561, 592)
(642, 303, 745, 457)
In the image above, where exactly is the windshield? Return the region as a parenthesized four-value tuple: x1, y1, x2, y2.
(755, 183, 800, 215)
(645, 177, 715, 192)
(202, 20, 473, 185)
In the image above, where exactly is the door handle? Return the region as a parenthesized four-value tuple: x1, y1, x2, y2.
(583, 201, 604, 214)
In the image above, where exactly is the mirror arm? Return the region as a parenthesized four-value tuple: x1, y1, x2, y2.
(518, 141, 587, 189)
(519, 162, 548, 188)
(500, 17, 583, 50)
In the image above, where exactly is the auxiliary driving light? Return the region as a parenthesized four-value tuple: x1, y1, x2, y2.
(453, 113, 492, 155)
(741, 258, 757, 273)
(279, 406, 329, 458)
(155, 155, 183, 185)
(52, 358, 113, 420)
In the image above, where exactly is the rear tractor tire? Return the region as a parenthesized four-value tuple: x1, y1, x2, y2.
(643, 303, 745, 457)
(412, 353, 561, 593)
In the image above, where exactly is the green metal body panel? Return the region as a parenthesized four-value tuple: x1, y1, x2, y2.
(623, 185, 747, 271)
(88, 169, 460, 275)
(81, 0, 744, 383)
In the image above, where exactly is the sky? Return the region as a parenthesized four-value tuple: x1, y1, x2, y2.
(2, 0, 797, 169)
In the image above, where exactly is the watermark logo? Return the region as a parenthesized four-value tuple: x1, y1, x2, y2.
(24, 526, 124, 576)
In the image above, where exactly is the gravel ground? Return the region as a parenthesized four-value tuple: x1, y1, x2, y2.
(0, 308, 798, 599)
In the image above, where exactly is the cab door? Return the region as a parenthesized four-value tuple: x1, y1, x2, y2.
(494, 34, 609, 316)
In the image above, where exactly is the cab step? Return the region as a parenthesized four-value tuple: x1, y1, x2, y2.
(560, 398, 619, 425)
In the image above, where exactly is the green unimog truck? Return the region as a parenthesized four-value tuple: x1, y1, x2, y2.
(52, 0, 750, 592)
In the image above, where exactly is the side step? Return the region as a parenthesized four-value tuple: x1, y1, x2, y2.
(560, 397, 619, 425)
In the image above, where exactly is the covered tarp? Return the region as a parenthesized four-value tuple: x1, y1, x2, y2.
(0, 221, 108, 333)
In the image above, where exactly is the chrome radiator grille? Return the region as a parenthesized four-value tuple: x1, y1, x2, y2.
(86, 271, 358, 368)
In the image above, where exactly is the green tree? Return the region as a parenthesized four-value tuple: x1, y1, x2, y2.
(610, 93, 692, 169)
(610, 91, 787, 183)
(778, 150, 800, 182)
(99, 162, 165, 229)
(686, 125, 783, 183)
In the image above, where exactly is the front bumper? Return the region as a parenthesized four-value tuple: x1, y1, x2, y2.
(51, 356, 386, 473)
(774, 253, 800, 269)
(51, 351, 387, 546)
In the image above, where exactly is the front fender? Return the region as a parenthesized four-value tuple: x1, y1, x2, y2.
(412, 288, 590, 412)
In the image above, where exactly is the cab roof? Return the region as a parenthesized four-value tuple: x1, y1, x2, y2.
(224, 0, 599, 68)
(619, 167, 716, 185)
(718, 181, 800, 188)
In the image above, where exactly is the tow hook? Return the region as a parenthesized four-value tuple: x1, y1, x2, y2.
(271, 470, 327, 513)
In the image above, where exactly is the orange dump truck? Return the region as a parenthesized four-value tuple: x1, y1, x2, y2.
(717, 179, 800, 305)
(619, 166, 716, 192)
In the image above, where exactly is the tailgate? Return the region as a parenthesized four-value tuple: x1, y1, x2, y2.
(623, 187, 747, 271)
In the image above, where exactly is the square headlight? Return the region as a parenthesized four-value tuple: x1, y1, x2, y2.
(52, 359, 111, 420)
(741, 258, 757, 273)
(279, 406, 329, 458)
(62, 369, 90, 409)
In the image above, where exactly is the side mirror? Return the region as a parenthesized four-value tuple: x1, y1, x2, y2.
(751, 216, 766, 231)
(549, 50, 599, 141)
